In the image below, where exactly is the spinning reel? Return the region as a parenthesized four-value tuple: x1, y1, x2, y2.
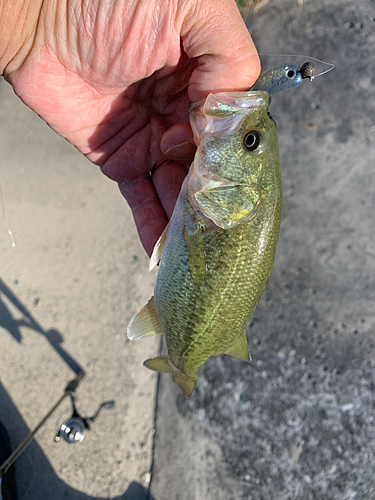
(54, 391, 115, 444)
(0, 372, 115, 499)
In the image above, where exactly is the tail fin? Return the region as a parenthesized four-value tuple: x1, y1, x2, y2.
(144, 356, 198, 396)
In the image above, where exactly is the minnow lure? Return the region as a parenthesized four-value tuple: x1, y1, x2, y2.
(251, 63, 306, 94)
(252, 54, 334, 94)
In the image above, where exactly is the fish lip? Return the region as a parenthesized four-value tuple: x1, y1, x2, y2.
(190, 90, 271, 110)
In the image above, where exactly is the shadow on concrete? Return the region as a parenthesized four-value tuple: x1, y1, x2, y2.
(0, 381, 156, 500)
(0, 278, 83, 375)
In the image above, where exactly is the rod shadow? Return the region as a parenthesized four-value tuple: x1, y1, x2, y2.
(0, 278, 82, 375)
(0, 381, 156, 500)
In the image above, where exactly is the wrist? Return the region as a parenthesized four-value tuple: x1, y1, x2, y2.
(0, 0, 44, 76)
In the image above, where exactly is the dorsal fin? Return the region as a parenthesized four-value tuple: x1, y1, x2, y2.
(149, 222, 170, 271)
(127, 297, 163, 340)
(224, 333, 251, 362)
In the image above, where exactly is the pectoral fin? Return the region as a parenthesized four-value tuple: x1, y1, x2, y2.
(144, 355, 198, 396)
(225, 333, 251, 362)
(194, 184, 259, 229)
(149, 223, 170, 271)
(127, 297, 163, 340)
(183, 225, 206, 288)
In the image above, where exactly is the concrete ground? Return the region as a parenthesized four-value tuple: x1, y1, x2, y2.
(0, 0, 374, 499)
(0, 75, 159, 498)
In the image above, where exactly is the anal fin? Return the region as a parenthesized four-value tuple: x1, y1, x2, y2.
(144, 356, 198, 396)
(127, 297, 163, 340)
(225, 333, 251, 362)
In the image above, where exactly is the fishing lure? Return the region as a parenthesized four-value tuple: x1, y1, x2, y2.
(252, 54, 334, 94)
(251, 63, 305, 94)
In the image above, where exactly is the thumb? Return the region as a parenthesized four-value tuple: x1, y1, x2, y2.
(181, 0, 260, 102)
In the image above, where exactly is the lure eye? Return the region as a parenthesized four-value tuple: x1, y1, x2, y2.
(244, 130, 260, 152)
(287, 69, 296, 78)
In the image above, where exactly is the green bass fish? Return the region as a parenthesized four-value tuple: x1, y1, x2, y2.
(127, 91, 282, 396)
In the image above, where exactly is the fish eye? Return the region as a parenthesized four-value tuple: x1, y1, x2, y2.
(287, 69, 296, 78)
(244, 130, 260, 152)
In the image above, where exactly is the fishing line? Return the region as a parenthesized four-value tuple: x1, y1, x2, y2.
(20, 123, 42, 143)
(259, 53, 335, 78)
(0, 161, 15, 267)
(0, 123, 42, 267)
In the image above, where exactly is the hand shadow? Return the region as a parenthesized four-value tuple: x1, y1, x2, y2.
(0, 381, 156, 500)
(0, 278, 83, 375)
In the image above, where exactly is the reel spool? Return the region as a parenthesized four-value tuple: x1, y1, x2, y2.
(56, 417, 86, 444)
(54, 391, 115, 444)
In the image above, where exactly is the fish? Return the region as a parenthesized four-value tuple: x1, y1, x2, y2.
(127, 90, 282, 396)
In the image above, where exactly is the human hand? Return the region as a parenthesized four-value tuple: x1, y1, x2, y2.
(1, 0, 260, 255)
